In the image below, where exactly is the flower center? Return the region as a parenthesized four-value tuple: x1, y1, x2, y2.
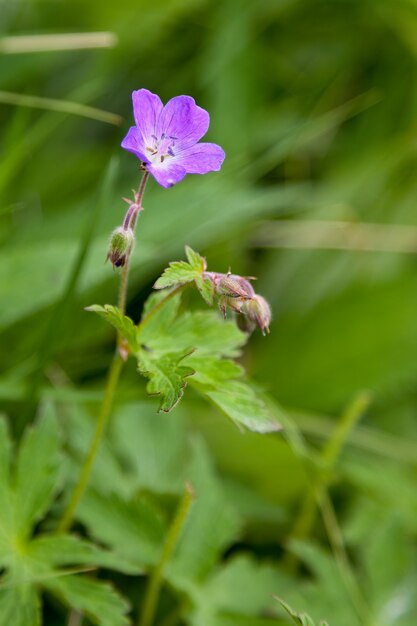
(146, 133, 176, 164)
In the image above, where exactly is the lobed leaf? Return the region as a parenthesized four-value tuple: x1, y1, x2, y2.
(153, 246, 214, 304)
(28, 534, 140, 575)
(138, 348, 195, 412)
(14, 406, 61, 539)
(44, 575, 130, 626)
(86, 304, 139, 351)
(137, 289, 278, 430)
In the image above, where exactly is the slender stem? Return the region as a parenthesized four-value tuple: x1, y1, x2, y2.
(140, 483, 195, 626)
(57, 170, 149, 533)
(318, 490, 370, 622)
(118, 171, 149, 317)
(57, 353, 123, 533)
(289, 391, 370, 543)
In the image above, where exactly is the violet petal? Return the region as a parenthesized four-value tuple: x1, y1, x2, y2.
(157, 96, 209, 151)
(147, 162, 187, 188)
(132, 89, 163, 144)
(178, 142, 225, 174)
(121, 126, 149, 162)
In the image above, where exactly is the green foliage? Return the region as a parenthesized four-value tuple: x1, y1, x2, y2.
(154, 246, 214, 305)
(3, 1, 417, 625)
(138, 347, 195, 412)
(89, 278, 279, 430)
(275, 598, 329, 626)
(0, 409, 136, 626)
(86, 304, 139, 351)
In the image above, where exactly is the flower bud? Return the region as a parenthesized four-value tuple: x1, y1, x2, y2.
(240, 294, 271, 335)
(216, 274, 255, 299)
(107, 227, 134, 268)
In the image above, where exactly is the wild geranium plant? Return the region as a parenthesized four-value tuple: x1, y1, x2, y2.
(2, 89, 302, 626)
(58, 88, 276, 534)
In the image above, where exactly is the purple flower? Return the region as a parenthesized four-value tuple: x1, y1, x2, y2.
(121, 89, 225, 188)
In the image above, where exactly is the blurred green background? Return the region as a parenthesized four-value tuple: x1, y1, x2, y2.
(1, 0, 417, 625)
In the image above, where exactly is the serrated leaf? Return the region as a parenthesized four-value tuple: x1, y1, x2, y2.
(140, 309, 246, 359)
(185, 246, 206, 270)
(0, 407, 133, 626)
(153, 246, 214, 304)
(77, 491, 167, 568)
(153, 260, 200, 289)
(195, 274, 214, 305)
(204, 381, 280, 433)
(86, 304, 139, 351)
(14, 407, 61, 539)
(138, 348, 195, 412)
(44, 575, 130, 626)
(138, 293, 278, 431)
(28, 534, 140, 575)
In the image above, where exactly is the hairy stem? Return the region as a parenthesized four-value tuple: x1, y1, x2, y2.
(118, 171, 149, 317)
(140, 483, 195, 626)
(57, 170, 149, 533)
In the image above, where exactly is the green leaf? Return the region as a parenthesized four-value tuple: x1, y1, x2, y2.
(77, 491, 167, 568)
(168, 440, 240, 583)
(204, 555, 291, 617)
(44, 575, 130, 626)
(0, 418, 14, 563)
(0, 408, 132, 626)
(28, 534, 140, 575)
(203, 381, 280, 434)
(138, 348, 195, 412)
(153, 246, 214, 304)
(14, 407, 61, 539)
(86, 304, 139, 351)
(0, 584, 40, 626)
(275, 597, 328, 626)
(137, 290, 278, 430)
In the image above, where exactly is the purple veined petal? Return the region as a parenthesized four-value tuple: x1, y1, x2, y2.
(132, 89, 163, 145)
(178, 142, 225, 174)
(121, 126, 149, 162)
(157, 96, 210, 151)
(121, 126, 148, 162)
(147, 162, 187, 188)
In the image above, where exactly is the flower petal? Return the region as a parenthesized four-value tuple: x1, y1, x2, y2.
(157, 96, 209, 151)
(121, 126, 148, 162)
(147, 162, 187, 188)
(178, 143, 225, 174)
(132, 89, 163, 144)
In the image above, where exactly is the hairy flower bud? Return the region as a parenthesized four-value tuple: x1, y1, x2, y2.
(107, 227, 134, 268)
(240, 294, 271, 335)
(216, 274, 255, 299)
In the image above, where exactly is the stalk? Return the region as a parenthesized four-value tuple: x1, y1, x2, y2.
(57, 171, 149, 533)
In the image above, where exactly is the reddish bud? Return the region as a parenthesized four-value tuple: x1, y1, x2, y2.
(107, 227, 134, 268)
(240, 294, 271, 335)
(216, 274, 255, 299)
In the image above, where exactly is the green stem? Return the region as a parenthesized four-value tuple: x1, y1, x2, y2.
(118, 170, 149, 317)
(139, 483, 195, 626)
(289, 390, 371, 543)
(57, 170, 149, 533)
(57, 353, 123, 533)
